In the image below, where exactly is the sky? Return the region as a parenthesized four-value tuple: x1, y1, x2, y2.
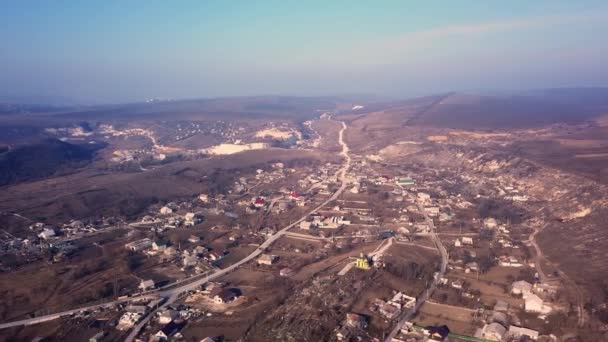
(1, 0, 608, 104)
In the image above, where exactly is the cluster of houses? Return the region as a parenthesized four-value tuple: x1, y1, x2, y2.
(296, 162, 341, 191)
(125, 236, 226, 276)
(474, 299, 541, 341)
(511, 280, 557, 315)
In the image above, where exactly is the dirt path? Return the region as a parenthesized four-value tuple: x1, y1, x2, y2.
(528, 224, 586, 327)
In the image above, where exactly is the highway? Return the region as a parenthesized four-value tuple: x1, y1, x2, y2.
(384, 186, 449, 342)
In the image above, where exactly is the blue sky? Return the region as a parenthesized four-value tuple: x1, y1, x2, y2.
(1, 1, 607, 104)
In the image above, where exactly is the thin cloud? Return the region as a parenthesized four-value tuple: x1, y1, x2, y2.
(354, 11, 608, 65)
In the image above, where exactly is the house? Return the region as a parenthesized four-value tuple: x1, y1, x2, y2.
(154, 321, 185, 341)
(139, 279, 155, 291)
(213, 288, 240, 304)
(483, 218, 498, 229)
(193, 245, 208, 256)
(188, 235, 201, 243)
(141, 215, 155, 223)
(183, 255, 199, 267)
(524, 292, 551, 314)
(184, 212, 204, 226)
(454, 239, 462, 247)
(499, 256, 523, 267)
(345, 313, 368, 329)
(200, 337, 222, 342)
(253, 198, 266, 208)
(117, 312, 142, 329)
(533, 282, 559, 298)
(507, 326, 539, 340)
(208, 251, 223, 262)
(199, 194, 209, 203)
(379, 302, 401, 320)
(511, 280, 533, 295)
(257, 254, 278, 265)
(461, 237, 474, 245)
(479, 322, 506, 341)
(490, 311, 508, 327)
(451, 279, 464, 290)
(38, 228, 56, 240)
(153, 240, 168, 251)
(158, 309, 179, 324)
(159, 206, 173, 215)
(125, 238, 153, 252)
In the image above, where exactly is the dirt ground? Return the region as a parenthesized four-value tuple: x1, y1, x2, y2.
(415, 301, 478, 336)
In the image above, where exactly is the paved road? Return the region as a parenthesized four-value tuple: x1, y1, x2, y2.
(124, 120, 352, 341)
(0, 295, 158, 330)
(384, 187, 449, 342)
(0, 119, 353, 337)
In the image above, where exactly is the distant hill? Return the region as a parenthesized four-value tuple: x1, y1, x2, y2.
(354, 88, 608, 130)
(0, 139, 104, 186)
(54, 96, 340, 121)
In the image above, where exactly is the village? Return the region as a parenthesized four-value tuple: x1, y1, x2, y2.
(0, 129, 569, 342)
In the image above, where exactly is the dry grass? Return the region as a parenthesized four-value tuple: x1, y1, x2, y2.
(415, 301, 477, 335)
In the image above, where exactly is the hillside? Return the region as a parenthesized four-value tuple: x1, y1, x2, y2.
(348, 88, 608, 130)
(0, 139, 104, 186)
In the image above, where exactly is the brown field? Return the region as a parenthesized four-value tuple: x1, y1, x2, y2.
(415, 301, 478, 335)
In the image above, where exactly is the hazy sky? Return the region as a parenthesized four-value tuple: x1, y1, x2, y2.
(1, 1, 608, 104)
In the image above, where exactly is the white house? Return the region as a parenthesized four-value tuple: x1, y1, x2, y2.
(480, 322, 506, 341)
(508, 326, 539, 340)
(158, 309, 178, 324)
(483, 218, 498, 229)
(38, 228, 56, 240)
(159, 206, 173, 215)
(117, 312, 141, 329)
(139, 279, 155, 291)
(184, 212, 204, 226)
(511, 280, 533, 295)
(524, 292, 552, 314)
